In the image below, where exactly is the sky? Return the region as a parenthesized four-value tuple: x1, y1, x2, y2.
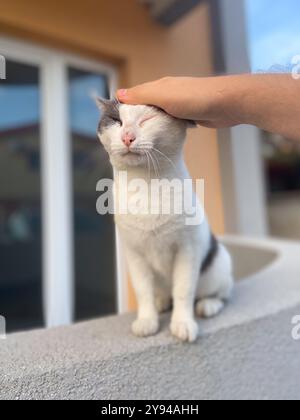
(245, 0, 300, 71)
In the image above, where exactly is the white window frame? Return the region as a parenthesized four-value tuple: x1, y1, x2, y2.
(0, 36, 127, 328)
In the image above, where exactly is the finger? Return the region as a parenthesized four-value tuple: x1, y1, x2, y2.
(117, 81, 160, 106)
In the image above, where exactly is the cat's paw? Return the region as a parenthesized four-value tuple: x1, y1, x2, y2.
(195, 298, 224, 318)
(155, 295, 172, 314)
(170, 317, 199, 343)
(132, 317, 159, 338)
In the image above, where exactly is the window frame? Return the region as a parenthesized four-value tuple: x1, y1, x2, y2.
(0, 36, 127, 328)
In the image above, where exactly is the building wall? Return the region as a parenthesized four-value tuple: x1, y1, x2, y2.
(0, 0, 225, 309)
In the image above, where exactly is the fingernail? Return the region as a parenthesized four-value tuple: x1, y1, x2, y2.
(118, 89, 128, 99)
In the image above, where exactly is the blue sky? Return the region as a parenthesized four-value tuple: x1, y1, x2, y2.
(245, 0, 300, 71)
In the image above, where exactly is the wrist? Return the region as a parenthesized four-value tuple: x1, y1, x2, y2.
(214, 75, 253, 125)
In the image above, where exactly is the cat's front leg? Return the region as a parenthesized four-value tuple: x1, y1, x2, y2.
(126, 248, 159, 338)
(170, 246, 201, 343)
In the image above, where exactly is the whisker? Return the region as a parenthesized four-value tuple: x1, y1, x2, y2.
(146, 152, 151, 180)
(145, 150, 154, 178)
(151, 150, 162, 176)
(148, 151, 159, 179)
(151, 147, 178, 175)
(149, 151, 160, 179)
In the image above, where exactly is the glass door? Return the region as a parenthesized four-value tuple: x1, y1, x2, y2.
(0, 37, 121, 332)
(0, 59, 43, 332)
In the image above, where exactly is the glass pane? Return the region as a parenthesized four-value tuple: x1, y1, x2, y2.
(68, 68, 117, 321)
(245, 0, 300, 240)
(0, 60, 43, 332)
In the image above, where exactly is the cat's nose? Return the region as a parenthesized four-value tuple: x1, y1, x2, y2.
(122, 132, 136, 147)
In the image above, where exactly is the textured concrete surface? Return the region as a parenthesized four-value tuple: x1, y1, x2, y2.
(1, 236, 300, 400)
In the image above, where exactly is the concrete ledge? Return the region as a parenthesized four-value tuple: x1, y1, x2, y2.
(1, 236, 300, 400)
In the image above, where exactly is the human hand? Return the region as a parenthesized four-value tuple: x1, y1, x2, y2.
(117, 74, 300, 141)
(117, 76, 240, 129)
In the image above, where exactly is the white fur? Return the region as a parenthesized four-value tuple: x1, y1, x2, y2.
(98, 104, 233, 342)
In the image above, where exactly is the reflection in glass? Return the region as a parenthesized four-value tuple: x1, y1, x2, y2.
(0, 61, 43, 332)
(68, 68, 117, 321)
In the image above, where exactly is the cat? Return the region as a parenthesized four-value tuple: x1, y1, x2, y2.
(96, 98, 234, 342)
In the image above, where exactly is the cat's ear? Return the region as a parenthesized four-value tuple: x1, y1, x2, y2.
(94, 96, 120, 116)
(94, 96, 110, 112)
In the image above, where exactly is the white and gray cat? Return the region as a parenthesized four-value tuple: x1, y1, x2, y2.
(96, 98, 233, 342)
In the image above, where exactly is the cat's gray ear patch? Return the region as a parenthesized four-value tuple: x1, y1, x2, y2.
(96, 97, 121, 134)
(95, 97, 110, 111)
(94, 97, 120, 113)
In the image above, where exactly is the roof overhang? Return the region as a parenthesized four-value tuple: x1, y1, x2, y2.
(141, 0, 203, 25)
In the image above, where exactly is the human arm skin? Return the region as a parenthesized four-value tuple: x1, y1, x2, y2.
(117, 74, 300, 141)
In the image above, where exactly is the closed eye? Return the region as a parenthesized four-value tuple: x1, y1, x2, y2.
(111, 117, 122, 125)
(140, 115, 157, 127)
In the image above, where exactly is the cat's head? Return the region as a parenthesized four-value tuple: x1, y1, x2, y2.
(96, 98, 194, 170)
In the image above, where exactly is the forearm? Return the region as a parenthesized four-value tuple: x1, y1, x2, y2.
(209, 74, 300, 140)
(118, 74, 300, 140)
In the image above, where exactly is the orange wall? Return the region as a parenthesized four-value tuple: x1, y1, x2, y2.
(0, 0, 225, 309)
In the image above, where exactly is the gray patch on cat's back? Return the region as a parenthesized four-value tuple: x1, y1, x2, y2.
(201, 233, 218, 274)
(96, 98, 121, 134)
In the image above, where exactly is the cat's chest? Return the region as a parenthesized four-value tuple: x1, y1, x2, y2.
(113, 176, 189, 233)
(115, 211, 183, 235)
(120, 222, 177, 276)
